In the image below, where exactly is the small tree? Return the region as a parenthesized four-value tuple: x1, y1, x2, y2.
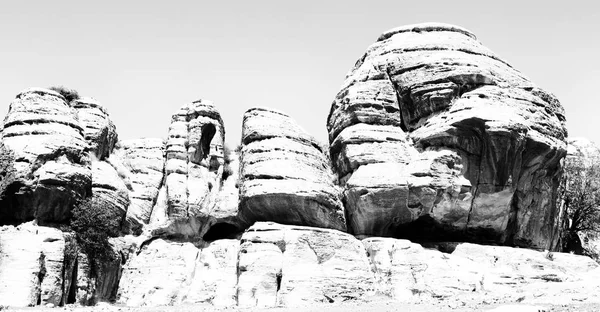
(70, 198, 119, 266)
(559, 156, 600, 253)
(0, 141, 16, 199)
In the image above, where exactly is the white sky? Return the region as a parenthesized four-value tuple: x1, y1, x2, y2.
(0, 1, 598, 146)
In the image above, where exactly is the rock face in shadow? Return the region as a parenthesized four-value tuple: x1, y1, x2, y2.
(327, 23, 567, 249)
(0, 88, 91, 224)
(239, 108, 346, 231)
(90, 160, 130, 234)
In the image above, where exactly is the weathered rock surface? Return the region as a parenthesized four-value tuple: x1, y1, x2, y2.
(238, 222, 375, 307)
(117, 138, 165, 230)
(0, 88, 91, 224)
(91, 160, 130, 233)
(239, 108, 345, 231)
(327, 22, 567, 249)
(117, 238, 239, 306)
(365, 237, 600, 305)
(0, 224, 75, 307)
(71, 97, 117, 160)
(165, 100, 225, 219)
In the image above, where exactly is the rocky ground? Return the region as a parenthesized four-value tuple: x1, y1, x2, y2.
(3, 302, 600, 312)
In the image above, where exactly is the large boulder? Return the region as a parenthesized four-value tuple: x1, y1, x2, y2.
(70, 97, 118, 160)
(239, 108, 345, 231)
(0, 88, 91, 225)
(327, 23, 567, 249)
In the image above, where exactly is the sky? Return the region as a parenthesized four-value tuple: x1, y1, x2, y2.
(0, 1, 598, 146)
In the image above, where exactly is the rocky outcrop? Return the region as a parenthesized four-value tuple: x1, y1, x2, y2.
(117, 238, 239, 306)
(91, 160, 130, 233)
(239, 108, 345, 231)
(238, 222, 375, 307)
(165, 100, 225, 219)
(71, 97, 117, 160)
(117, 138, 165, 230)
(327, 23, 567, 249)
(0, 224, 76, 307)
(0, 88, 91, 225)
(115, 222, 600, 308)
(365, 237, 600, 305)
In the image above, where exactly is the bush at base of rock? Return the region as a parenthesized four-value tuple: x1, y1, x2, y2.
(70, 198, 120, 265)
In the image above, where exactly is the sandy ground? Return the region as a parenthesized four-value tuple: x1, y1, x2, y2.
(3, 302, 600, 312)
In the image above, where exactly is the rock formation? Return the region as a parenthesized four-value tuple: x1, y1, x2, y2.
(327, 22, 567, 250)
(116, 138, 165, 231)
(0, 23, 594, 310)
(71, 97, 118, 160)
(239, 108, 346, 231)
(0, 88, 91, 225)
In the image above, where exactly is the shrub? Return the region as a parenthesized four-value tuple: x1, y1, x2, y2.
(0, 141, 16, 199)
(559, 156, 600, 254)
(48, 86, 80, 103)
(70, 198, 119, 265)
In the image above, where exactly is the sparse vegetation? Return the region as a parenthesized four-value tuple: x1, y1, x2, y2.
(70, 197, 119, 265)
(559, 156, 600, 257)
(0, 141, 16, 199)
(48, 85, 80, 103)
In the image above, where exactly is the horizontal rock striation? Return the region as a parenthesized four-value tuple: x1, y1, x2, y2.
(239, 107, 346, 231)
(164, 100, 225, 220)
(71, 97, 117, 160)
(116, 138, 165, 231)
(0, 88, 91, 224)
(90, 160, 130, 234)
(327, 22, 567, 249)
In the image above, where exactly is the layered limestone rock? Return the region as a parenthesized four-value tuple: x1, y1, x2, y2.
(91, 160, 130, 233)
(158, 100, 241, 239)
(116, 138, 165, 230)
(327, 23, 567, 249)
(239, 108, 345, 231)
(0, 88, 91, 224)
(71, 97, 117, 160)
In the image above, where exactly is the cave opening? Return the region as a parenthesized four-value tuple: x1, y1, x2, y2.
(393, 215, 503, 253)
(203, 222, 240, 241)
(193, 123, 216, 163)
